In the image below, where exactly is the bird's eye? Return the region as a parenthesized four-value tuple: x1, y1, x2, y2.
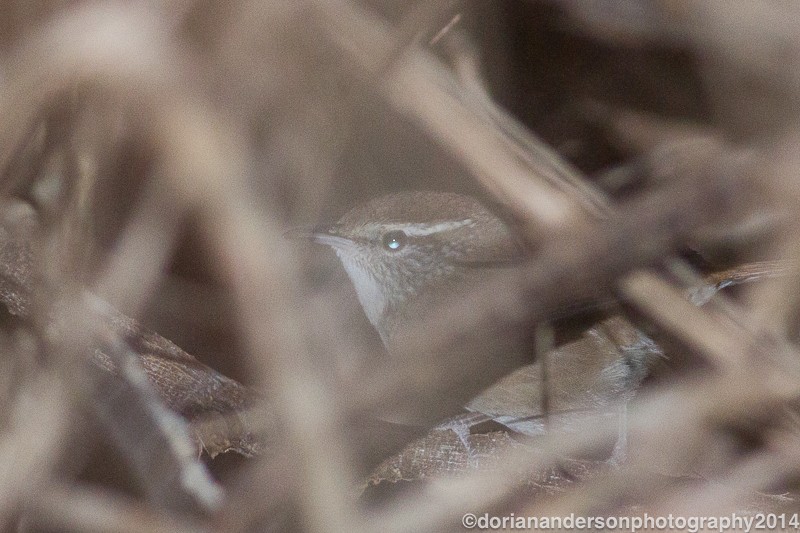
(382, 230, 406, 251)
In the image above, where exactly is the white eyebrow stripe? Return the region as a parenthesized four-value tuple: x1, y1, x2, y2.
(396, 219, 474, 236)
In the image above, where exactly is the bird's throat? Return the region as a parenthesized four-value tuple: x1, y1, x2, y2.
(336, 251, 390, 345)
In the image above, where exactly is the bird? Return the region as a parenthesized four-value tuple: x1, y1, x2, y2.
(299, 190, 662, 443)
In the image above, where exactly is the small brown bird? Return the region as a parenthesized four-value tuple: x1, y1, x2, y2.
(305, 191, 660, 439)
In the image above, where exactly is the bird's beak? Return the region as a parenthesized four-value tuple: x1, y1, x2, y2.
(283, 225, 354, 250)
